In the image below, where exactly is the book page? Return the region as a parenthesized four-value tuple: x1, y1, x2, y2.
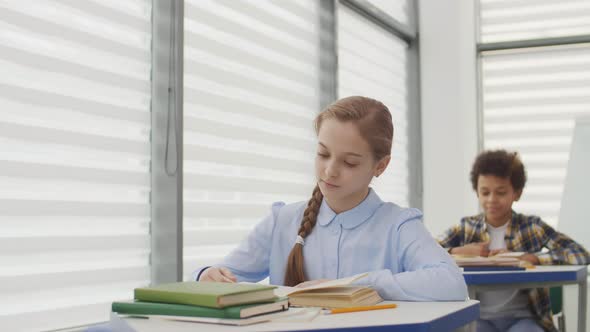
(492, 251, 525, 258)
(274, 272, 368, 297)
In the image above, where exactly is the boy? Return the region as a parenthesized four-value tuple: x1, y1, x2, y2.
(439, 149, 590, 332)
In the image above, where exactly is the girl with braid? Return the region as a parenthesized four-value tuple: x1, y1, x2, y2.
(194, 96, 467, 301)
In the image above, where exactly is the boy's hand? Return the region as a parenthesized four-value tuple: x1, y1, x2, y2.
(519, 253, 540, 265)
(199, 267, 237, 283)
(453, 241, 490, 257)
(489, 248, 509, 256)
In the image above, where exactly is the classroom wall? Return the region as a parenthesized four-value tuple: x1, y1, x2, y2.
(418, 0, 480, 236)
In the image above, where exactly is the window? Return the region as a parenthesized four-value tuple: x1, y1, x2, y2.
(479, 0, 590, 226)
(337, 2, 414, 207)
(0, 1, 152, 330)
(182, 0, 321, 279)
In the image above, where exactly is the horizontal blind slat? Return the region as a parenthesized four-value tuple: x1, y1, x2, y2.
(184, 144, 312, 172)
(0, 160, 149, 185)
(0, 5, 148, 59)
(185, 174, 312, 195)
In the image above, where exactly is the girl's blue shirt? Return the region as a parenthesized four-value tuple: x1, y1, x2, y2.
(193, 188, 468, 301)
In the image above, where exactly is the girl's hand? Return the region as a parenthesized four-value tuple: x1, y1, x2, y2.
(452, 242, 490, 257)
(199, 267, 237, 283)
(294, 279, 331, 288)
(519, 253, 540, 265)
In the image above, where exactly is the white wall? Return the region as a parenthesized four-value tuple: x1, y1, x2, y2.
(418, 0, 479, 236)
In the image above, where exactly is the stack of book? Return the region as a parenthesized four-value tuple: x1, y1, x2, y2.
(452, 254, 530, 271)
(112, 282, 290, 326)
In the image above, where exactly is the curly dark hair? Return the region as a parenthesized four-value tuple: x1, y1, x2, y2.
(470, 149, 527, 192)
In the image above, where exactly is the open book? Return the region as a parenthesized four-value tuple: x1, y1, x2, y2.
(274, 273, 383, 309)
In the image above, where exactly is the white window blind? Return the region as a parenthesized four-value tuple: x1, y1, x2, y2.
(0, 1, 152, 331)
(182, 0, 321, 280)
(337, 4, 411, 207)
(479, 0, 590, 43)
(479, 1, 590, 227)
(481, 45, 590, 226)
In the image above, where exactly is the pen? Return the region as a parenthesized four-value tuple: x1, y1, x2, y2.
(327, 303, 397, 314)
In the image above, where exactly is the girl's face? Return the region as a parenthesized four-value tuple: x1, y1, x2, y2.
(315, 119, 389, 213)
(476, 174, 521, 226)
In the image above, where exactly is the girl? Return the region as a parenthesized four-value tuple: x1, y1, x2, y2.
(195, 96, 467, 302)
(439, 150, 590, 332)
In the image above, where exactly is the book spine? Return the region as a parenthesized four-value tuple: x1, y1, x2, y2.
(112, 302, 237, 319)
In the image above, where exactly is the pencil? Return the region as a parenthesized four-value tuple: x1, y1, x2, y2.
(329, 303, 397, 314)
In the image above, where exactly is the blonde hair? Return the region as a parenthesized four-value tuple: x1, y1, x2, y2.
(283, 96, 393, 286)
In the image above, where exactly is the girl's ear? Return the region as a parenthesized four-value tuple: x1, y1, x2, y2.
(374, 155, 391, 177)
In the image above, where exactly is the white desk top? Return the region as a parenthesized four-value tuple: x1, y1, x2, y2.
(111, 300, 479, 332)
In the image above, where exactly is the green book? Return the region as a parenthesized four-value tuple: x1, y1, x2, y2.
(112, 297, 289, 319)
(134, 282, 277, 308)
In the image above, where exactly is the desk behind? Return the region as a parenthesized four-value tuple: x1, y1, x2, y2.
(464, 265, 587, 332)
(464, 265, 587, 286)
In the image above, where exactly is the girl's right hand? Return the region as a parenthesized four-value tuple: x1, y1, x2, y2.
(198, 267, 237, 283)
(453, 241, 490, 257)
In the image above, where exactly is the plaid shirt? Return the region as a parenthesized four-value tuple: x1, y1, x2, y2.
(438, 211, 590, 332)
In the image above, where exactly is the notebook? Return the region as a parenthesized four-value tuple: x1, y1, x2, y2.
(275, 273, 383, 309)
(134, 282, 277, 308)
(112, 297, 289, 319)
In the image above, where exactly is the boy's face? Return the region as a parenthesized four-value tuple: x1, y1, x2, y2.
(315, 119, 389, 213)
(476, 175, 521, 225)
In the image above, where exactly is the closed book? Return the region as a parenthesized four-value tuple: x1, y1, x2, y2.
(134, 282, 277, 308)
(112, 297, 289, 319)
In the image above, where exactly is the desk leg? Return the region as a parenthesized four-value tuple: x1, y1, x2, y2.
(579, 278, 587, 332)
(468, 287, 477, 301)
(109, 312, 136, 332)
(455, 321, 477, 332)
(465, 287, 478, 332)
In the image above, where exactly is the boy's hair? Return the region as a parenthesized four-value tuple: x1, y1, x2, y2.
(283, 96, 393, 287)
(470, 149, 527, 192)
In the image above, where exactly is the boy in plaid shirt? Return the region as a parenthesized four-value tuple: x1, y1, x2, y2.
(438, 150, 590, 332)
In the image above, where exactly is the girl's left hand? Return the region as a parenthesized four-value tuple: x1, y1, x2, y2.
(519, 253, 540, 265)
(294, 279, 331, 288)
